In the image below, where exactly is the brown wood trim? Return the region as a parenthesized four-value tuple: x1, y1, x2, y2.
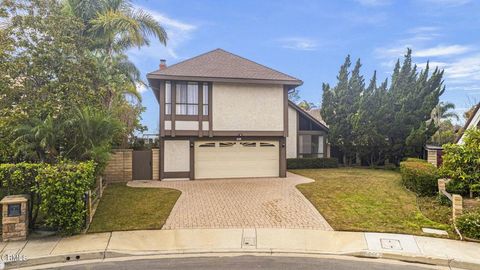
(279, 137, 286, 177)
(298, 130, 327, 135)
(189, 138, 195, 180)
(164, 115, 208, 121)
(164, 130, 285, 137)
(165, 130, 209, 136)
(147, 74, 303, 86)
(208, 82, 213, 137)
(213, 131, 284, 136)
(159, 81, 165, 137)
(283, 85, 288, 138)
(171, 81, 176, 137)
(198, 82, 203, 137)
(289, 100, 329, 131)
(159, 138, 165, 180)
(164, 171, 190, 178)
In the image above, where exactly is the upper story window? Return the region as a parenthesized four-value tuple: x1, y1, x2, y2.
(203, 83, 209, 116)
(164, 81, 209, 116)
(176, 82, 198, 115)
(165, 81, 172, 115)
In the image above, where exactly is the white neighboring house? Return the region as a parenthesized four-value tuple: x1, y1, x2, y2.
(457, 103, 480, 144)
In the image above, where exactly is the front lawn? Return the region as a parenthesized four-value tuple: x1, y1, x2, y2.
(88, 183, 181, 233)
(294, 168, 452, 236)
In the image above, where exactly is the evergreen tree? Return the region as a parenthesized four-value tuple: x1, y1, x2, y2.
(321, 49, 445, 165)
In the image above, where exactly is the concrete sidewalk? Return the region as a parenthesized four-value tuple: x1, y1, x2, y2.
(2, 229, 480, 269)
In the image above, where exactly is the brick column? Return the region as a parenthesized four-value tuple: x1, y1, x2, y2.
(152, 149, 160, 180)
(1, 195, 29, 241)
(452, 194, 463, 220)
(438, 179, 446, 193)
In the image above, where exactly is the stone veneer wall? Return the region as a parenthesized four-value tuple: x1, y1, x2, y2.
(104, 149, 132, 183)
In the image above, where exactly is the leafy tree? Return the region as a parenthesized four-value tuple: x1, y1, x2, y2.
(298, 100, 317, 110)
(441, 129, 480, 198)
(430, 102, 459, 145)
(288, 88, 301, 103)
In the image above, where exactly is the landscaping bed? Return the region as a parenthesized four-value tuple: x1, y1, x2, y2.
(88, 184, 181, 233)
(294, 168, 452, 236)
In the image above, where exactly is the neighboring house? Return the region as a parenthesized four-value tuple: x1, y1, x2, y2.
(147, 48, 329, 180)
(456, 103, 480, 144)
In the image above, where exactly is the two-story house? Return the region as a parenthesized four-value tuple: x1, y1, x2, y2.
(147, 49, 329, 180)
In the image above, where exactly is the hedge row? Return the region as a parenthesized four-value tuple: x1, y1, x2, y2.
(287, 158, 338, 169)
(0, 161, 96, 235)
(399, 158, 439, 196)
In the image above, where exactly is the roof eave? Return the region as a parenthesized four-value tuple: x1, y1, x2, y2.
(288, 100, 329, 131)
(146, 73, 303, 86)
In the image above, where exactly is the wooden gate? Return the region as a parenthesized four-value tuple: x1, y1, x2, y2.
(132, 150, 152, 180)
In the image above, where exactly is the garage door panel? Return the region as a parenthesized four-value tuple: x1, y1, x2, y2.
(195, 140, 279, 179)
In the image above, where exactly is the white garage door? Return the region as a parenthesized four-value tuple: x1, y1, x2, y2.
(195, 141, 279, 179)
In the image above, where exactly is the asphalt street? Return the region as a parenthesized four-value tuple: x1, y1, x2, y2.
(54, 255, 447, 270)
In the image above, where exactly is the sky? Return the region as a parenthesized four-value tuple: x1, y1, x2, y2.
(128, 0, 480, 133)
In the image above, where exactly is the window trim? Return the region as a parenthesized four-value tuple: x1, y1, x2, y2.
(175, 82, 199, 116)
(163, 81, 211, 121)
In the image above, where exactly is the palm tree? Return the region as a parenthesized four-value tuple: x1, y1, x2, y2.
(13, 116, 60, 162)
(298, 100, 317, 111)
(63, 0, 167, 54)
(63, 0, 167, 107)
(431, 102, 459, 125)
(64, 107, 123, 170)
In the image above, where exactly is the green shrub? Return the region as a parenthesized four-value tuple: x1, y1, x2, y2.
(436, 193, 452, 206)
(400, 159, 439, 196)
(456, 211, 480, 240)
(35, 161, 96, 235)
(0, 163, 43, 226)
(446, 178, 469, 196)
(287, 158, 338, 169)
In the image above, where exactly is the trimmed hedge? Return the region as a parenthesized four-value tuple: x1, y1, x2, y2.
(287, 158, 338, 169)
(0, 161, 96, 235)
(400, 158, 439, 196)
(456, 211, 480, 240)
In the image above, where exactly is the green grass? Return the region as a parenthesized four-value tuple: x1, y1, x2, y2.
(88, 183, 181, 233)
(294, 168, 452, 236)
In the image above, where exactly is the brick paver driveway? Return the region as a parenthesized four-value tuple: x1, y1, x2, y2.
(127, 172, 332, 230)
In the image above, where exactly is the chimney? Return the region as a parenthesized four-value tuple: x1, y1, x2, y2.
(159, 59, 167, 70)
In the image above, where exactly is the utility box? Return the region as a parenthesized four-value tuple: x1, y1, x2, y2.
(1, 195, 29, 241)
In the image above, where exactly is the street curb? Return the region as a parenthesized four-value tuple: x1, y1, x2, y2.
(8, 249, 480, 270)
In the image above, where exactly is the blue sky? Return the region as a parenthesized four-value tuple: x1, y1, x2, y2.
(128, 0, 480, 133)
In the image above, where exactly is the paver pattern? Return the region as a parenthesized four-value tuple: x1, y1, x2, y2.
(127, 173, 333, 230)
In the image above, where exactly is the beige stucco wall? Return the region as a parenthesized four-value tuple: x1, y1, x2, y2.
(164, 140, 190, 172)
(286, 106, 297, 158)
(212, 82, 284, 131)
(175, 121, 199, 130)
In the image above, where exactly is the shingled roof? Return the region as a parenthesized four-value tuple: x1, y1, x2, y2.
(147, 49, 302, 85)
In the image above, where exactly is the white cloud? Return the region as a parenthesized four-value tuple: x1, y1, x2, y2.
(128, 5, 198, 60)
(278, 37, 318, 51)
(414, 45, 472, 57)
(136, 82, 148, 93)
(353, 0, 391, 6)
(444, 54, 480, 79)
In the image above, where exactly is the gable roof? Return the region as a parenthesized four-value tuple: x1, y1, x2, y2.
(456, 103, 480, 144)
(288, 101, 329, 131)
(147, 49, 302, 86)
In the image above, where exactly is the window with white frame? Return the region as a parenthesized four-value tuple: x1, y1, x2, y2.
(165, 81, 172, 115)
(176, 82, 198, 115)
